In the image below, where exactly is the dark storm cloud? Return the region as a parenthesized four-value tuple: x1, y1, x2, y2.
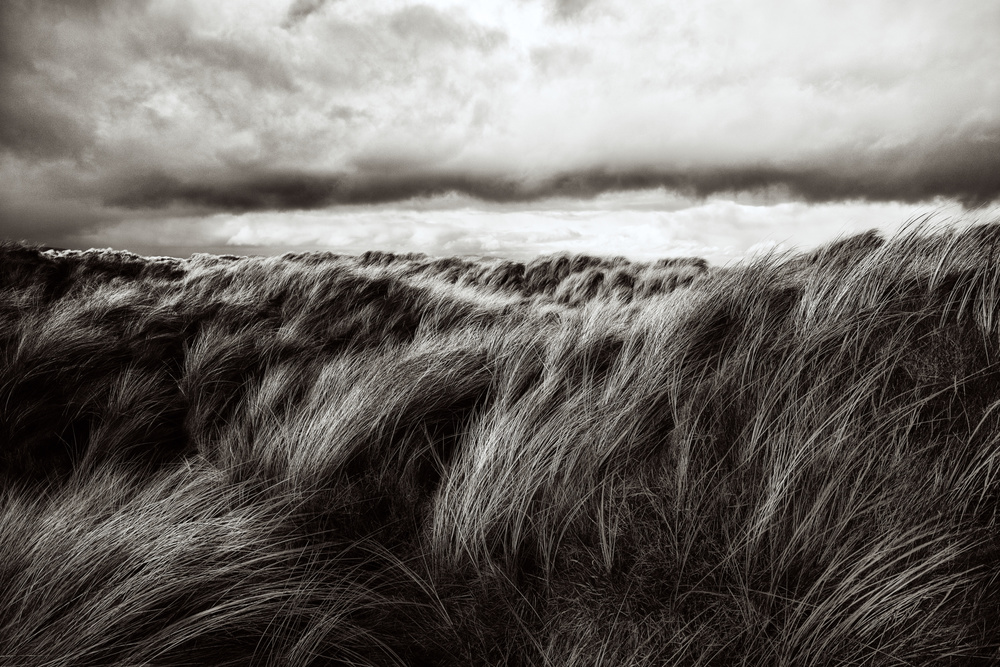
(103, 170, 525, 210)
(790, 135, 1000, 206)
(101, 128, 1000, 213)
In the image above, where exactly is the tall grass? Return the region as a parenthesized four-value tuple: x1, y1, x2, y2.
(1, 223, 999, 664)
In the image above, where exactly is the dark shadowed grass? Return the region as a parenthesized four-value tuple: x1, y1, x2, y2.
(1, 222, 1000, 665)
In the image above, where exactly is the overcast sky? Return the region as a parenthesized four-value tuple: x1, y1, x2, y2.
(1, 0, 998, 262)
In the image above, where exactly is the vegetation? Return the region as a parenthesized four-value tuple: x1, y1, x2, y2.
(1, 222, 999, 665)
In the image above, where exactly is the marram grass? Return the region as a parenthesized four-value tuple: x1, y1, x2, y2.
(1, 223, 999, 665)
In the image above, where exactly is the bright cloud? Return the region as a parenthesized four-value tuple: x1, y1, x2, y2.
(64, 194, 995, 265)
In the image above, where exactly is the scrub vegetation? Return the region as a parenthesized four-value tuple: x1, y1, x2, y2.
(1, 222, 999, 665)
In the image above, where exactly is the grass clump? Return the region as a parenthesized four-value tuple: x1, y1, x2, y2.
(1, 222, 999, 665)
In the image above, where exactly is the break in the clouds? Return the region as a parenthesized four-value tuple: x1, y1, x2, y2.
(1, 0, 998, 256)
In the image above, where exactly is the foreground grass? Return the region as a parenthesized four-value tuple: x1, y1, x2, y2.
(0, 224, 998, 665)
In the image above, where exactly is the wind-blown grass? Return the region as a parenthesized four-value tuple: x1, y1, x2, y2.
(0, 222, 998, 665)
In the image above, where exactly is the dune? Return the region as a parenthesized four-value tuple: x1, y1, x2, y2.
(0, 222, 998, 665)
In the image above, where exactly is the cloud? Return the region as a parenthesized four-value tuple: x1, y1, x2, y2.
(551, 0, 598, 21)
(63, 196, 992, 265)
(282, 0, 333, 28)
(1, 0, 998, 252)
(100, 128, 1000, 213)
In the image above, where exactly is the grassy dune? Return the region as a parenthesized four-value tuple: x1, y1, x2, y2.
(1, 224, 999, 665)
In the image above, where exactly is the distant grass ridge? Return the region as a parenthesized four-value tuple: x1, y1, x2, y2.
(1, 225, 999, 665)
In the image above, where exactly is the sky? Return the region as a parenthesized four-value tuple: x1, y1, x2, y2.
(0, 0, 998, 263)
